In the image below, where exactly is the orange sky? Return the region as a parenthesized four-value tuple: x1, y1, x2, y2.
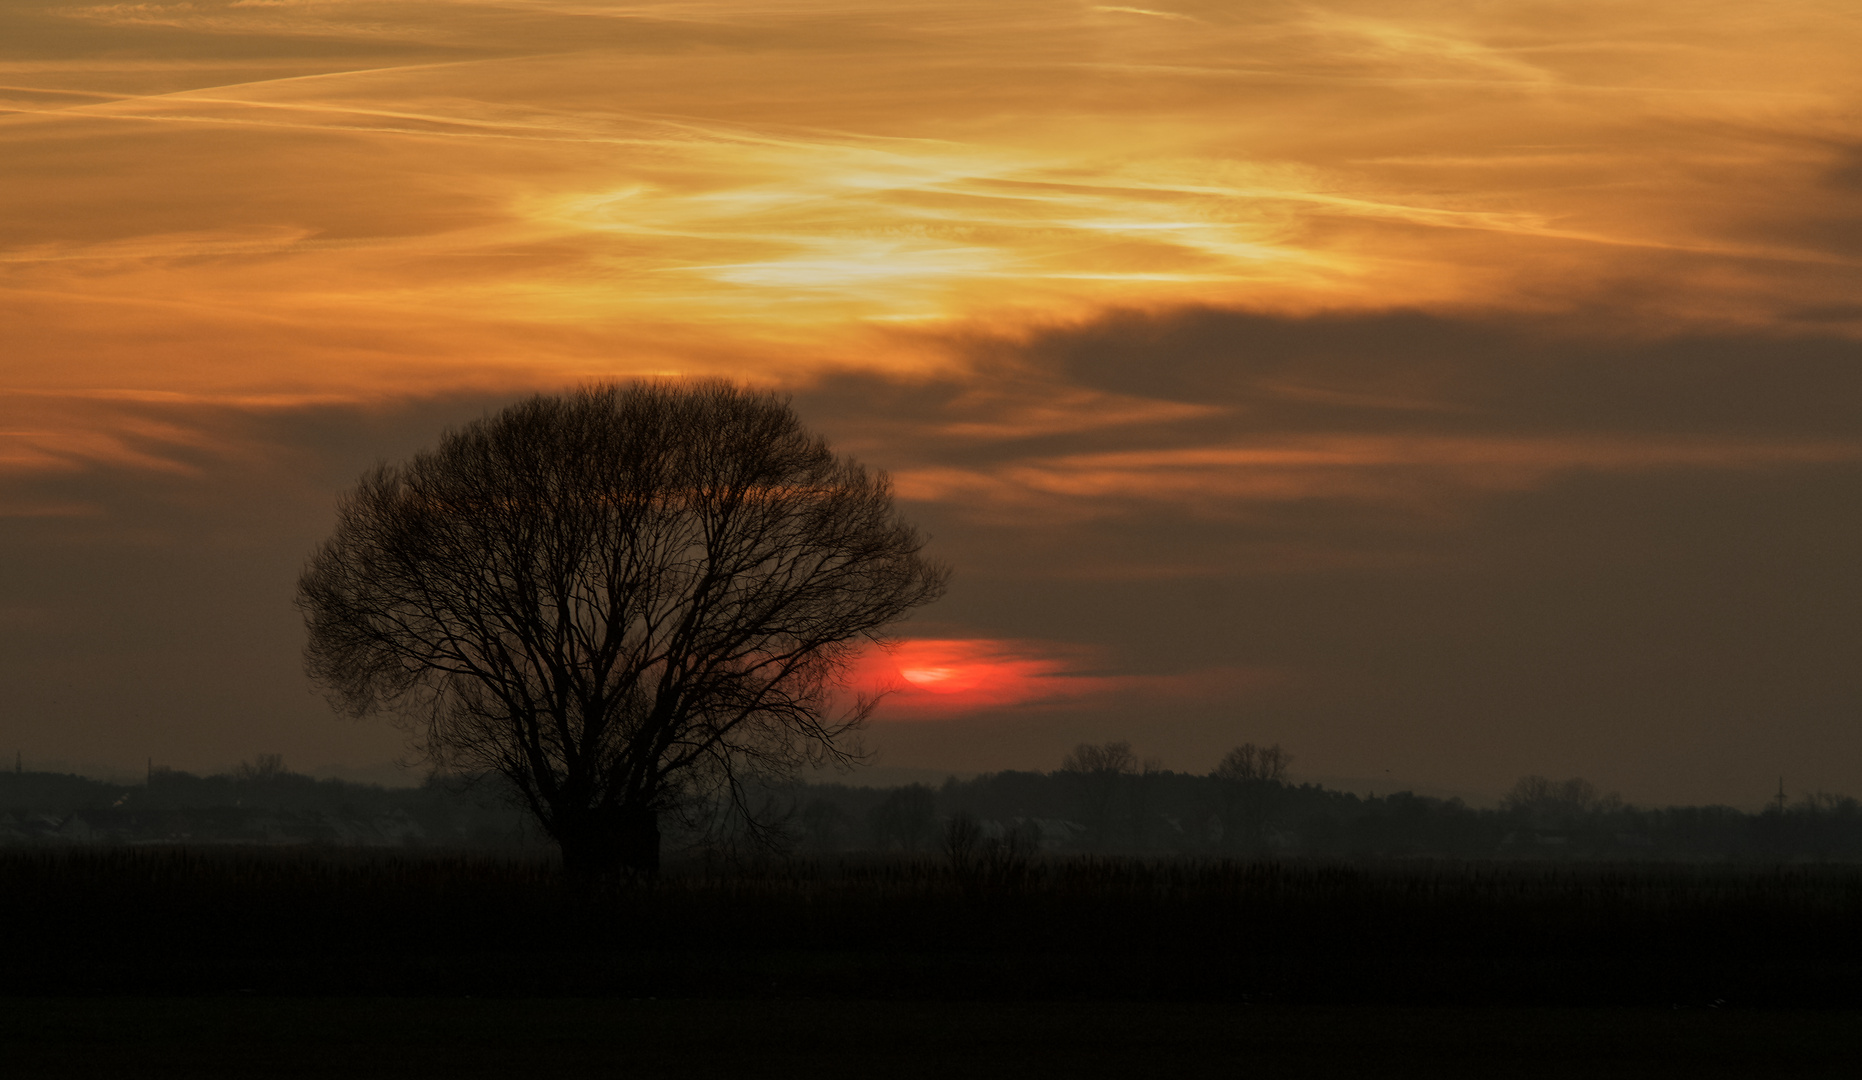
(5, 1, 1862, 799)
(6, 0, 1860, 416)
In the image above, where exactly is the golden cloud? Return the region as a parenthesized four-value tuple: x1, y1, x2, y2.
(3, 0, 1860, 472)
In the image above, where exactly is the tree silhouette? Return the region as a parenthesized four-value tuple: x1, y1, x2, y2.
(1060, 741, 1136, 850)
(297, 382, 946, 878)
(1212, 743, 1293, 853)
(1213, 743, 1292, 785)
(1501, 775, 1620, 831)
(868, 782, 937, 851)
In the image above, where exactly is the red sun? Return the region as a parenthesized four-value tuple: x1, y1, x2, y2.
(846, 637, 1273, 720)
(849, 638, 1090, 715)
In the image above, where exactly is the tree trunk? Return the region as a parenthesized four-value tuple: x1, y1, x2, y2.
(557, 804, 661, 882)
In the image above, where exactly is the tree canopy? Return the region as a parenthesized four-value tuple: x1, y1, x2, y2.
(296, 381, 947, 876)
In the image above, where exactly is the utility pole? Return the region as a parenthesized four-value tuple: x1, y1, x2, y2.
(1774, 776, 1787, 814)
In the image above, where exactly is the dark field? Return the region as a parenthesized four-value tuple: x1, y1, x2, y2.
(7, 848, 1862, 1004)
(6, 849, 1861, 1075)
(6, 998, 1860, 1078)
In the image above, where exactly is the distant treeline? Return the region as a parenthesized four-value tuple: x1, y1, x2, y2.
(0, 757, 535, 850)
(6, 746, 1861, 861)
(792, 766, 1862, 862)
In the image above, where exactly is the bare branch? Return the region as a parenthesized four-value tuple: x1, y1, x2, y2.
(297, 381, 948, 878)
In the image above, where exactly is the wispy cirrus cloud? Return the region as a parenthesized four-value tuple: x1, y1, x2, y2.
(7, 0, 1862, 478)
(893, 433, 1862, 516)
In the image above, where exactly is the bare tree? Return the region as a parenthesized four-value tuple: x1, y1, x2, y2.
(799, 798, 855, 853)
(1128, 756, 1169, 851)
(1060, 741, 1136, 850)
(236, 754, 288, 781)
(1212, 743, 1293, 853)
(868, 782, 937, 851)
(942, 810, 983, 874)
(1213, 744, 1292, 784)
(975, 819, 1041, 886)
(296, 382, 947, 879)
(1502, 775, 1621, 830)
(1062, 742, 1138, 775)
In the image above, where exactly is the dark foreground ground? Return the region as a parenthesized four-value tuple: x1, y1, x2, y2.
(5, 849, 1861, 1075)
(4, 998, 1859, 1079)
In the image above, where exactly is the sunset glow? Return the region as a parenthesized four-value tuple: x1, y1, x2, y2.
(6, 1, 1862, 475)
(853, 638, 1261, 718)
(6, 1, 1862, 801)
